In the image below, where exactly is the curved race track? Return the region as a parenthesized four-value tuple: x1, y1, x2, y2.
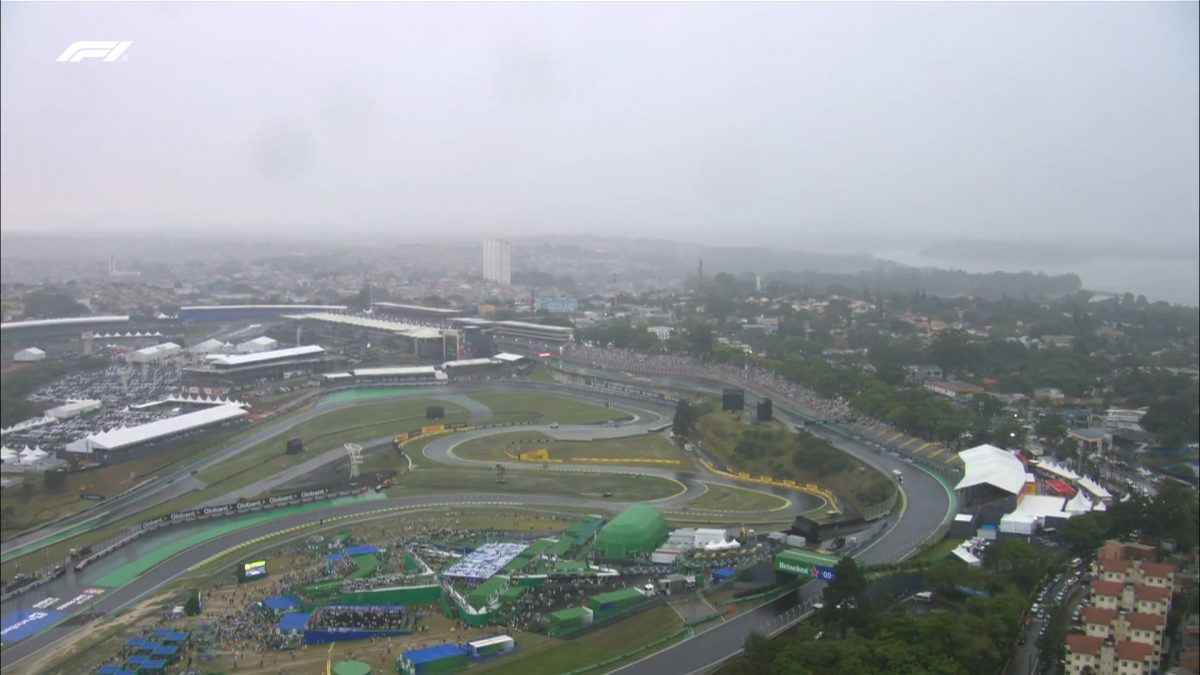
(2, 376, 953, 673)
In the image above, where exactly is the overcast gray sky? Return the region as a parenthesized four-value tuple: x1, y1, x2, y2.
(2, 1, 1197, 253)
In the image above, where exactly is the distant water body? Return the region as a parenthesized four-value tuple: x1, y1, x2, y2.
(875, 248, 1199, 307)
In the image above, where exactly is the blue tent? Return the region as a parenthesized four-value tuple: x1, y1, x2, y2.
(405, 644, 467, 665)
(324, 552, 345, 562)
(262, 596, 300, 612)
(140, 659, 167, 670)
(344, 544, 379, 556)
(277, 612, 311, 632)
(712, 568, 735, 580)
(151, 645, 178, 657)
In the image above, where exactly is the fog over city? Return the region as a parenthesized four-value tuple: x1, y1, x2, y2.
(1, 1, 1197, 302)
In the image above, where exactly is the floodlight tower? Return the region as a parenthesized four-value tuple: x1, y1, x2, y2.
(345, 443, 364, 479)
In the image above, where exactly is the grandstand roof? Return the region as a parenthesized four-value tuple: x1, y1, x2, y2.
(495, 320, 574, 334)
(180, 304, 346, 311)
(371, 302, 464, 316)
(352, 366, 437, 377)
(1, 315, 129, 331)
(205, 345, 324, 367)
(954, 444, 1027, 495)
(442, 358, 496, 368)
(1077, 476, 1113, 501)
(492, 352, 525, 363)
(81, 404, 248, 451)
(285, 312, 443, 339)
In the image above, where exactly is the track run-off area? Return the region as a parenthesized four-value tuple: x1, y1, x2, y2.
(0, 374, 954, 674)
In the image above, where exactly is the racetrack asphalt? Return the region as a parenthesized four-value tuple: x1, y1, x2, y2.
(2, 375, 953, 674)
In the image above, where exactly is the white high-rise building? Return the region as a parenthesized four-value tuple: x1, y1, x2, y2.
(482, 240, 511, 285)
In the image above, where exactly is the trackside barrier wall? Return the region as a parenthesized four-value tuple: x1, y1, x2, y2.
(71, 487, 359, 574)
(338, 585, 442, 606)
(303, 628, 409, 645)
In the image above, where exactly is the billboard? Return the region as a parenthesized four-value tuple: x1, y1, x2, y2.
(243, 560, 267, 579)
(1, 609, 67, 643)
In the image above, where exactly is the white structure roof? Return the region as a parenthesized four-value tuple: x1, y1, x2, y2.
(132, 342, 181, 356)
(14, 347, 46, 358)
(180, 304, 347, 311)
(46, 400, 101, 419)
(79, 404, 248, 451)
(205, 345, 324, 367)
(492, 353, 525, 363)
(371, 302, 463, 316)
(1064, 492, 1098, 514)
(951, 544, 982, 566)
(1014, 494, 1068, 518)
(352, 366, 438, 377)
(1, 315, 129, 331)
(1031, 459, 1080, 481)
(442, 358, 496, 369)
(954, 444, 1027, 495)
(1077, 476, 1113, 501)
(285, 312, 444, 340)
(189, 338, 230, 353)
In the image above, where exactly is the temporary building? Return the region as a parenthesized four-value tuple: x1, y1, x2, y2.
(237, 336, 279, 353)
(587, 587, 646, 618)
(400, 644, 469, 675)
(466, 635, 514, 657)
(13, 347, 46, 362)
(594, 504, 668, 558)
(547, 606, 593, 636)
(954, 444, 1027, 496)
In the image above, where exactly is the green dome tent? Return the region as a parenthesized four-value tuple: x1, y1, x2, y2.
(594, 504, 668, 558)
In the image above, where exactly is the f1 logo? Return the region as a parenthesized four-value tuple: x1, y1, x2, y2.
(56, 41, 132, 62)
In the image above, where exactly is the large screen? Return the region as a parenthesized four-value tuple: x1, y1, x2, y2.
(243, 561, 267, 578)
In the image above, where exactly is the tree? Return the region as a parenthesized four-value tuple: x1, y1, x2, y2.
(673, 400, 699, 438)
(821, 556, 870, 639)
(1035, 414, 1068, 443)
(687, 323, 715, 358)
(183, 590, 201, 616)
(1060, 513, 1110, 554)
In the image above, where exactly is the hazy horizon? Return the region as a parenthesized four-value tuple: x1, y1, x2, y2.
(2, 2, 1197, 300)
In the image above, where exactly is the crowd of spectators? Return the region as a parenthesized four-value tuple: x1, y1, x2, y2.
(310, 605, 407, 631)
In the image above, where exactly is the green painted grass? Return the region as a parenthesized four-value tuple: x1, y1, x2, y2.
(93, 493, 385, 588)
(318, 387, 438, 407)
(687, 482, 790, 513)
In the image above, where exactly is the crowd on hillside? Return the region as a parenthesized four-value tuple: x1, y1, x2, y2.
(309, 605, 407, 631)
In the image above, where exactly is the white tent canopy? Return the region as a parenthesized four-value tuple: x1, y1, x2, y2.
(954, 444, 1027, 495)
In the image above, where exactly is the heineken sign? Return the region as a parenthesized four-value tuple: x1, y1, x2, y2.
(775, 554, 838, 581)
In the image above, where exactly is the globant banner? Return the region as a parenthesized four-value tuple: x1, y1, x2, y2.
(1, 609, 67, 643)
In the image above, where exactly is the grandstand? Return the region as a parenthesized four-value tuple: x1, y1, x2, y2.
(64, 403, 248, 458)
(183, 345, 340, 394)
(371, 302, 466, 325)
(453, 318, 573, 345)
(1, 316, 131, 341)
(176, 305, 347, 322)
(284, 312, 451, 359)
(322, 366, 448, 387)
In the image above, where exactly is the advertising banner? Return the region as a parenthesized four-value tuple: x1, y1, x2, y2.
(1, 609, 67, 643)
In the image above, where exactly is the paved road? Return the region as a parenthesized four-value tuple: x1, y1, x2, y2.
(1, 492, 624, 669)
(3, 374, 953, 673)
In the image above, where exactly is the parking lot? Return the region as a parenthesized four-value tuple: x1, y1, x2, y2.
(1012, 558, 1092, 675)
